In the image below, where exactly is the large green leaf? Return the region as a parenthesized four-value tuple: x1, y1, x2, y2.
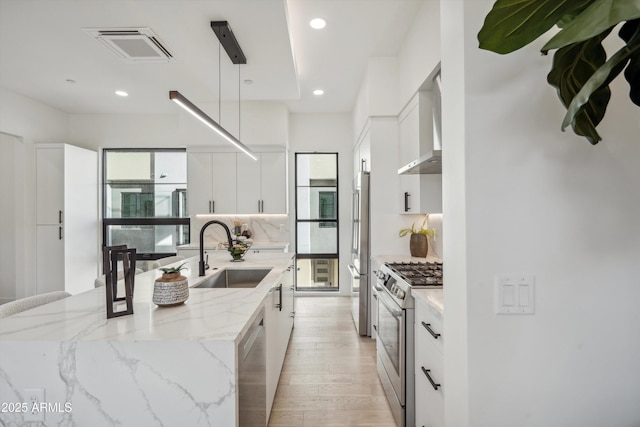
(478, 0, 595, 54)
(542, 0, 640, 53)
(547, 32, 612, 144)
(620, 20, 640, 106)
(561, 27, 640, 143)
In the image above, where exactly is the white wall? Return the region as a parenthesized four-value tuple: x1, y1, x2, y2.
(397, 0, 441, 109)
(0, 88, 71, 298)
(0, 87, 69, 143)
(68, 101, 288, 150)
(0, 133, 18, 303)
(442, 1, 640, 426)
(288, 113, 353, 296)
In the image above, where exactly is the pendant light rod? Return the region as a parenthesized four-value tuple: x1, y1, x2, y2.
(169, 90, 257, 161)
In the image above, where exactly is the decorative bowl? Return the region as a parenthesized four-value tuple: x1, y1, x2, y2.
(225, 241, 252, 262)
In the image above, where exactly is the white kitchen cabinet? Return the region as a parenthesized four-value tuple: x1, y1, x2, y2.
(35, 144, 98, 296)
(398, 92, 442, 214)
(414, 295, 444, 427)
(237, 150, 287, 214)
(188, 147, 286, 215)
(353, 128, 371, 180)
(265, 261, 295, 420)
(187, 151, 237, 215)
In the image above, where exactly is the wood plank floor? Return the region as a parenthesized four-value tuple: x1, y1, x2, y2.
(268, 296, 396, 427)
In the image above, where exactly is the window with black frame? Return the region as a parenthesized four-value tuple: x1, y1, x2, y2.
(102, 149, 189, 265)
(295, 153, 339, 291)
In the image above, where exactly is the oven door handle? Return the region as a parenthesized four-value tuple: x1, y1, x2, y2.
(377, 289, 403, 317)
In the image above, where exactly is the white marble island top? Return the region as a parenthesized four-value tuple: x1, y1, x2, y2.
(0, 251, 294, 343)
(0, 252, 294, 427)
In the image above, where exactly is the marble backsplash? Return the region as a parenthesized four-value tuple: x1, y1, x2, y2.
(191, 214, 290, 246)
(427, 213, 443, 259)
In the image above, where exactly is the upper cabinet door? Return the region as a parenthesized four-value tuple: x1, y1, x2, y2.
(236, 153, 262, 214)
(210, 152, 237, 214)
(36, 147, 64, 225)
(260, 152, 287, 214)
(187, 152, 214, 216)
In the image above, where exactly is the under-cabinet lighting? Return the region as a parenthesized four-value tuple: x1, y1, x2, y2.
(169, 90, 257, 161)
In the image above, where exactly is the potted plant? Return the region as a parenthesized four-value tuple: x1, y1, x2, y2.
(477, 0, 640, 145)
(153, 263, 189, 306)
(399, 215, 436, 258)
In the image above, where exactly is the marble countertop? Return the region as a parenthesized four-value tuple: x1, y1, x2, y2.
(0, 252, 294, 343)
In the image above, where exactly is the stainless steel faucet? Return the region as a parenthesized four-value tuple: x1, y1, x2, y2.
(199, 220, 233, 276)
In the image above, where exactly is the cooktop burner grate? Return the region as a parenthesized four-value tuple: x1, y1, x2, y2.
(385, 261, 444, 286)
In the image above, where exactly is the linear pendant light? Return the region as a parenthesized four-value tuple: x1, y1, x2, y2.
(169, 91, 257, 160)
(170, 21, 257, 161)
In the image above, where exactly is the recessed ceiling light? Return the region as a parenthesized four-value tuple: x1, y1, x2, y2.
(313, 89, 324, 96)
(244, 79, 253, 85)
(309, 18, 327, 29)
(115, 90, 128, 97)
(65, 79, 76, 84)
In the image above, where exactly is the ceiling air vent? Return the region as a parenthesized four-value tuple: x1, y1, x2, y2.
(83, 27, 173, 63)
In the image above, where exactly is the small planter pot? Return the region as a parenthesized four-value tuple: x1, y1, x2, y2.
(153, 272, 189, 306)
(409, 233, 429, 258)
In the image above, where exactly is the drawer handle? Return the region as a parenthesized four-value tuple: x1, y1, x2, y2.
(421, 321, 441, 339)
(421, 366, 441, 391)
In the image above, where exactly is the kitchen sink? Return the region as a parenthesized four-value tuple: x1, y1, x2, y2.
(193, 268, 272, 289)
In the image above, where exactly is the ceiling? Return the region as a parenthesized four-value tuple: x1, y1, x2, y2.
(0, 0, 424, 115)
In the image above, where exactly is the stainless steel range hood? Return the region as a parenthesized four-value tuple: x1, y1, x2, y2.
(398, 69, 442, 175)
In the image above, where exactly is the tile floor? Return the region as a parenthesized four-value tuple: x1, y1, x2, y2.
(268, 296, 396, 427)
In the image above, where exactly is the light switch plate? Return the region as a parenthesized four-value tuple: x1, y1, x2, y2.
(495, 275, 535, 315)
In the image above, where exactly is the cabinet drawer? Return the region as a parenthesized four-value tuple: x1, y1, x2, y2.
(415, 297, 443, 354)
(415, 330, 444, 427)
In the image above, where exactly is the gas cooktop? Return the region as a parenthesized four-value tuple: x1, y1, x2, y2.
(385, 261, 443, 286)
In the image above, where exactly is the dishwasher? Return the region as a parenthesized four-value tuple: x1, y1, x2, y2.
(238, 308, 266, 427)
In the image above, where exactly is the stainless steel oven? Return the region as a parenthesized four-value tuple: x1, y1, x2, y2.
(375, 267, 414, 427)
(375, 261, 443, 427)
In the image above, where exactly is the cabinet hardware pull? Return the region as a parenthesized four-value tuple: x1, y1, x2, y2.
(209, 201, 212, 213)
(212, 200, 215, 213)
(421, 366, 441, 390)
(58, 226, 63, 240)
(276, 284, 283, 311)
(421, 321, 441, 339)
(59, 210, 63, 224)
(404, 192, 410, 212)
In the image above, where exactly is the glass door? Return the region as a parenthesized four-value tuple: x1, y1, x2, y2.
(295, 153, 339, 291)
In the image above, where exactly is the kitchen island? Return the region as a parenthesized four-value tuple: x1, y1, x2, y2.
(0, 252, 294, 427)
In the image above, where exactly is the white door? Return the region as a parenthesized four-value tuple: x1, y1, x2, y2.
(36, 148, 64, 225)
(210, 152, 237, 214)
(260, 152, 286, 214)
(187, 152, 214, 215)
(36, 225, 64, 294)
(236, 153, 262, 214)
